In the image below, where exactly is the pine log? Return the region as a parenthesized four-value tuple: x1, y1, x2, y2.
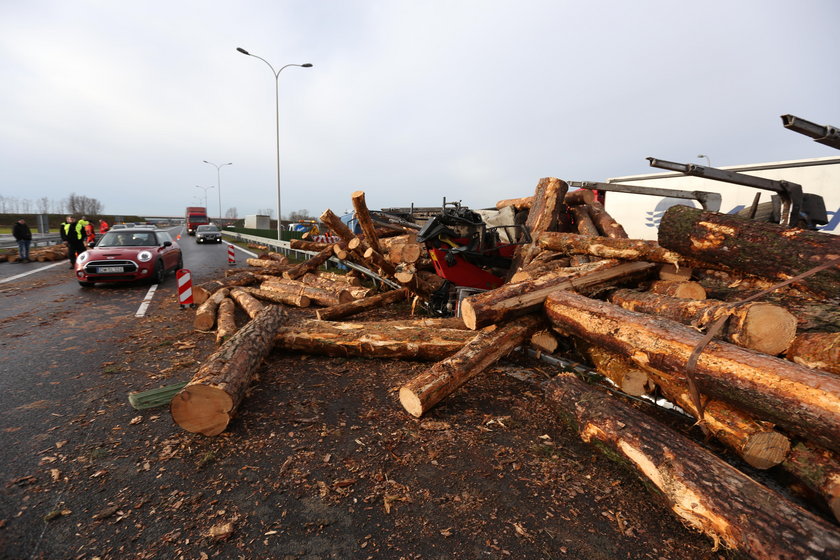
(309, 271, 362, 287)
(658, 263, 693, 282)
(539, 232, 681, 266)
(399, 315, 542, 417)
(587, 200, 628, 238)
(258, 252, 290, 264)
(262, 278, 353, 307)
(569, 205, 600, 237)
(362, 245, 396, 276)
(648, 280, 707, 300)
(290, 239, 331, 252)
(580, 344, 653, 397)
(544, 290, 840, 453)
(351, 190, 382, 254)
(171, 305, 287, 436)
(237, 286, 310, 308)
(786, 332, 840, 375)
(215, 298, 237, 345)
(193, 272, 259, 305)
(333, 241, 350, 260)
(495, 195, 534, 211)
(193, 288, 230, 331)
(540, 372, 840, 558)
(509, 257, 573, 283)
(282, 244, 335, 280)
(530, 329, 559, 354)
(315, 288, 409, 321)
(229, 288, 265, 319)
(658, 205, 840, 298)
(246, 257, 291, 271)
(609, 289, 797, 355)
(782, 442, 840, 523)
(509, 177, 569, 276)
(274, 320, 475, 360)
(564, 189, 596, 205)
(372, 317, 470, 329)
(461, 260, 654, 330)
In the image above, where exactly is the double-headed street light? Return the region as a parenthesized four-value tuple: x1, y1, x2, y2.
(237, 46, 313, 240)
(203, 160, 232, 221)
(194, 185, 214, 213)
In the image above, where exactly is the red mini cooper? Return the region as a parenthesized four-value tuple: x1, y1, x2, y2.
(75, 228, 183, 287)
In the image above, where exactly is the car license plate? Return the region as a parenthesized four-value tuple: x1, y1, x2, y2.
(98, 266, 124, 273)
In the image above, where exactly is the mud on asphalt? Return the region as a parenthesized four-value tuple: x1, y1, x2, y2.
(1, 296, 731, 560)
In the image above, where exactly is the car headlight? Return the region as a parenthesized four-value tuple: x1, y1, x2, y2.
(137, 250, 153, 262)
(77, 252, 90, 264)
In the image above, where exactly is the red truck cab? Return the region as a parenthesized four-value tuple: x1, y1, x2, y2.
(185, 206, 209, 235)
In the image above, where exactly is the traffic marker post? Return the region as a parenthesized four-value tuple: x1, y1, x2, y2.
(227, 243, 236, 266)
(176, 269, 194, 309)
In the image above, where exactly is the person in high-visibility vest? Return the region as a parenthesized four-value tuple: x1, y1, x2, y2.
(60, 216, 86, 268)
(99, 219, 109, 234)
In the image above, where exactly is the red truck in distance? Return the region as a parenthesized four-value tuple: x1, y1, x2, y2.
(185, 207, 209, 235)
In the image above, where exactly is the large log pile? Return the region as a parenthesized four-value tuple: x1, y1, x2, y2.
(169, 181, 840, 558)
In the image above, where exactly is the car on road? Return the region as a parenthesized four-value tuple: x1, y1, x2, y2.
(74, 228, 182, 287)
(195, 224, 223, 244)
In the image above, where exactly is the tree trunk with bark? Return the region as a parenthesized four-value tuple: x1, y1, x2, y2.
(262, 278, 353, 307)
(461, 260, 654, 330)
(171, 305, 287, 436)
(193, 271, 259, 305)
(540, 372, 840, 559)
(399, 315, 542, 417)
(580, 344, 653, 397)
(781, 441, 840, 523)
(215, 297, 237, 345)
(194, 288, 230, 331)
(351, 190, 382, 254)
(539, 232, 682, 266)
(283, 244, 335, 280)
(570, 205, 601, 237)
(290, 239, 332, 252)
(230, 288, 265, 319)
(509, 177, 569, 277)
(274, 320, 475, 360)
(786, 332, 840, 375)
(609, 289, 798, 355)
(495, 195, 533, 211)
(587, 200, 628, 238)
(544, 290, 840, 453)
(648, 280, 707, 300)
(236, 286, 311, 308)
(315, 288, 409, 321)
(658, 205, 840, 298)
(564, 189, 596, 205)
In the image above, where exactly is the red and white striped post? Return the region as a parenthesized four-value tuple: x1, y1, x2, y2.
(227, 243, 236, 266)
(176, 269, 194, 308)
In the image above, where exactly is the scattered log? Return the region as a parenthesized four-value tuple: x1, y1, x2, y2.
(171, 305, 287, 436)
(587, 200, 628, 238)
(193, 272, 259, 305)
(230, 288, 265, 319)
(786, 332, 840, 375)
(260, 251, 290, 264)
(509, 257, 573, 283)
(580, 344, 653, 397)
(509, 177, 569, 276)
(609, 289, 797, 355)
(461, 260, 654, 330)
(244, 258, 290, 276)
(274, 320, 475, 360)
(495, 195, 533, 211)
(544, 290, 840, 453)
(569, 205, 600, 237)
(215, 298, 237, 345)
(530, 329, 559, 354)
(193, 288, 230, 331)
(362, 245, 396, 276)
(658, 205, 840, 298)
(290, 239, 331, 252)
(539, 232, 681, 266)
(309, 271, 362, 287)
(564, 189, 596, 205)
(648, 280, 707, 300)
(658, 263, 692, 282)
(237, 286, 310, 308)
(283, 244, 335, 280)
(541, 372, 840, 559)
(399, 315, 543, 417)
(781, 441, 840, 523)
(315, 288, 409, 321)
(351, 190, 382, 254)
(262, 278, 353, 307)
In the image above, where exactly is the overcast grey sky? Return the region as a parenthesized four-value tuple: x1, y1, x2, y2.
(1, 0, 838, 219)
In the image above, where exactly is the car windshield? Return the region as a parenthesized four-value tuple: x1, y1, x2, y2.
(99, 231, 158, 247)
(197, 225, 219, 232)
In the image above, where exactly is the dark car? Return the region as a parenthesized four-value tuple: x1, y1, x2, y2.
(74, 228, 182, 287)
(195, 224, 223, 244)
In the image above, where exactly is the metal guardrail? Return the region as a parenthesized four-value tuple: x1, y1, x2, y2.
(0, 234, 63, 251)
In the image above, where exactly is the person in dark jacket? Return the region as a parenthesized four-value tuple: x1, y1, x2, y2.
(12, 218, 32, 263)
(60, 216, 86, 268)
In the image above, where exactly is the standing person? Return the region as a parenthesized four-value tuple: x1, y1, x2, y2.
(61, 216, 86, 268)
(84, 220, 96, 246)
(12, 218, 32, 263)
(99, 219, 109, 234)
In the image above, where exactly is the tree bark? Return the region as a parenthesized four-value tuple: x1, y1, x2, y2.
(569, 204, 600, 237)
(658, 263, 693, 282)
(509, 256, 572, 283)
(315, 288, 409, 321)
(544, 290, 840, 453)
(781, 441, 840, 523)
(538, 232, 682, 266)
(540, 372, 840, 559)
(171, 305, 287, 436)
(609, 289, 798, 356)
(399, 315, 542, 417)
(230, 288, 265, 319)
(262, 278, 352, 307)
(259, 251, 290, 264)
(461, 260, 654, 330)
(236, 286, 310, 308)
(215, 297, 237, 345)
(351, 190, 382, 254)
(580, 344, 653, 397)
(193, 272, 259, 305)
(648, 280, 707, 300)
(282, 244, 335, 280)
(658, 205, 840, 298)
(194, 288, 230, 331)
(530, 329, 559, 353)
(564, 189, 596, 205)
(274, 320, 475, 360)
(587, 200, 628, 238)
(786, 332, 840, 375)
(508, 177, 569, 276)
(495, 195, 533, 211)
(290, 239, 332, 252)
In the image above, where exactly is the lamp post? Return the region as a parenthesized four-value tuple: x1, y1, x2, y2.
(194, 185, 214, 213)
(203, 160, 232, 222)
(697, 154, 711, 167)
(237, 46, 313, 240)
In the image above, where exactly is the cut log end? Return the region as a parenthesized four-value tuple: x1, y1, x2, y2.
(741, 431, 791, 469)
(733, 303, 798, 356)
(399, 387, 424, 418)
(170, 385, 234, 436)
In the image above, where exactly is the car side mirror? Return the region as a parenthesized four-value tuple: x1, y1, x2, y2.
(163, 241, 172, 247)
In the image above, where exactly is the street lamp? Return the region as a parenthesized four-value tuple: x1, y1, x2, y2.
(237, 46, 313, 240)
(697, 154, 711, 167)
(203, 160, 232, 221)
(194, 185, 214, 213)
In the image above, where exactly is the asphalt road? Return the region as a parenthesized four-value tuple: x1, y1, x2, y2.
(0, 227, 256, 557)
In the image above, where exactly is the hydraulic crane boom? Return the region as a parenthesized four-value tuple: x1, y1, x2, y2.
(781, 114, 840, 151)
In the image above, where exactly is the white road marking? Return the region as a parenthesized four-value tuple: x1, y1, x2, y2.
(135, 284, 158, 317)
(0, 261, 66, 284)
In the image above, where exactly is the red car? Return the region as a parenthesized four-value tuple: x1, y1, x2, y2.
(75, 228, 183, 287)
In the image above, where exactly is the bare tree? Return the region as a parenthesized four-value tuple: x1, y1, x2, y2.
(288, 209, 314, 221)
(257, 208, 274, 218)
(37, 197, 50, 213)
(225, 207, 238, 219)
